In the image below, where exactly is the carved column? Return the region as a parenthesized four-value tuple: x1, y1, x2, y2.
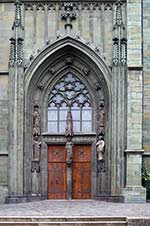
(111, 0, 127, 196)
(8, 0, 24, 201)
(96, 100, 106, 194)
(31, 100, 41, 195)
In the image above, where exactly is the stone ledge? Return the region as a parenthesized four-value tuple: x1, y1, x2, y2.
(5, 195, 46, 204)
(143, 152, 150, 156)
(0, 0, 127, 2)
(93, 196, 124, 203)
(128, 66, 143, 71)
(125, 149, 144, 154)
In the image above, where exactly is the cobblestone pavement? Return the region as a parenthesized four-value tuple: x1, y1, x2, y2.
(0, 200, 149, 217)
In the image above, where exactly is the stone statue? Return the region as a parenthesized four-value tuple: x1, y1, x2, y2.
(98, 101, 105, 138)
(33, 101, 40, 137)
(65, 106, 73, 166)
(65, 108, 73, 139)
(32, 100, 41, 174)
(96, 137, 105, 161)
(99, 101, 105, 129)
(66, 142, 73, 167)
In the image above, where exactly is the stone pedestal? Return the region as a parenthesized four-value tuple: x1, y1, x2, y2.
(123, 150, 146, 203)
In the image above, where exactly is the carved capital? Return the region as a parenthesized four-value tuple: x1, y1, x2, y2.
(97, 160, 105, 173)
(31, 161, 40, 173)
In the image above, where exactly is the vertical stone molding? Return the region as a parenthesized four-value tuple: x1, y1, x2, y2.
(7, 0, 24, 202)
(111, 0, 127, 196)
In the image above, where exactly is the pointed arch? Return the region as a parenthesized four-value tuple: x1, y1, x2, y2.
(23, 35, 113, 198)
(24, 36, 112, 99)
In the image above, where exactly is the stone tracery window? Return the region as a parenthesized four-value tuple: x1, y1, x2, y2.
(48, 73, 92, 133)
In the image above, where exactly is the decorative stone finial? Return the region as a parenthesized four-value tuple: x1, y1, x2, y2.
(61, 2, 77, 33)
(12, 0, 23, 29)
(9, 0, 24, 66)
(115, 0, 123, 26)
(112, 0, 127, 66)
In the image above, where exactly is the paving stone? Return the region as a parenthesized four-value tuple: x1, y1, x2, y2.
(0, 200, 148, 217)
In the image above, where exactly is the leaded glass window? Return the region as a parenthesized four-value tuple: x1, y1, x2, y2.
(48, 73, 92, 133)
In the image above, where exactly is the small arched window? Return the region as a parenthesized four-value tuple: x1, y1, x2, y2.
(48, 73, 92, 133)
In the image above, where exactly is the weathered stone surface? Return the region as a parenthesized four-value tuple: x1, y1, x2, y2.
(0, 75, 8, 202)
(143, 0, 150, 152)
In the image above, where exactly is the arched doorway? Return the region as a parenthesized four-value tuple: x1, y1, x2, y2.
(24, 36, 113, 200)
(47, 72, 94, 199)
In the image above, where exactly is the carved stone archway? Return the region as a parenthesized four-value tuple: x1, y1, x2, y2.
(23, 36, 114, 199)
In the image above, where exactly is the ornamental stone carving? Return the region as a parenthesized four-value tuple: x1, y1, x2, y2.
(65, 56, 74, 65)
(61, 2, 77, 32)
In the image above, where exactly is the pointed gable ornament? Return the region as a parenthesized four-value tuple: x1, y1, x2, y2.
(112, 0, 127, 66)
(9, 0, 24, 66)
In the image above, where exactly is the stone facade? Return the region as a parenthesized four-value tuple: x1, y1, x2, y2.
(0, 0, 149, 203)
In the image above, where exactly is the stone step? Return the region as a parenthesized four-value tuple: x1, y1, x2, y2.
(0, 222, 127, 226)
(0, 221, 127, 226)
(0, 217, 127, 222)
(0, 217, 127, 226)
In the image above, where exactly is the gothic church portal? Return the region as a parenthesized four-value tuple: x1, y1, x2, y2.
(0, 0, 148, 203)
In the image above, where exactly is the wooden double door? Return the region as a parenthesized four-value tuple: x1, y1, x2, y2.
(48, 144, 91, 199)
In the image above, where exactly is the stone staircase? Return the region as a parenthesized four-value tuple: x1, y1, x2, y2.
(0, 217, 127, 226)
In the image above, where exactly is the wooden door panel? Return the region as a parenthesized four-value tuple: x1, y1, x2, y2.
(48, 145, 67, 199)
(72, 162, 91, 199)
(48, 144, 91, 199)
(48, 145, 66, 162)
(72, 145, 91, 199)
(73, 145, 91, 162)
